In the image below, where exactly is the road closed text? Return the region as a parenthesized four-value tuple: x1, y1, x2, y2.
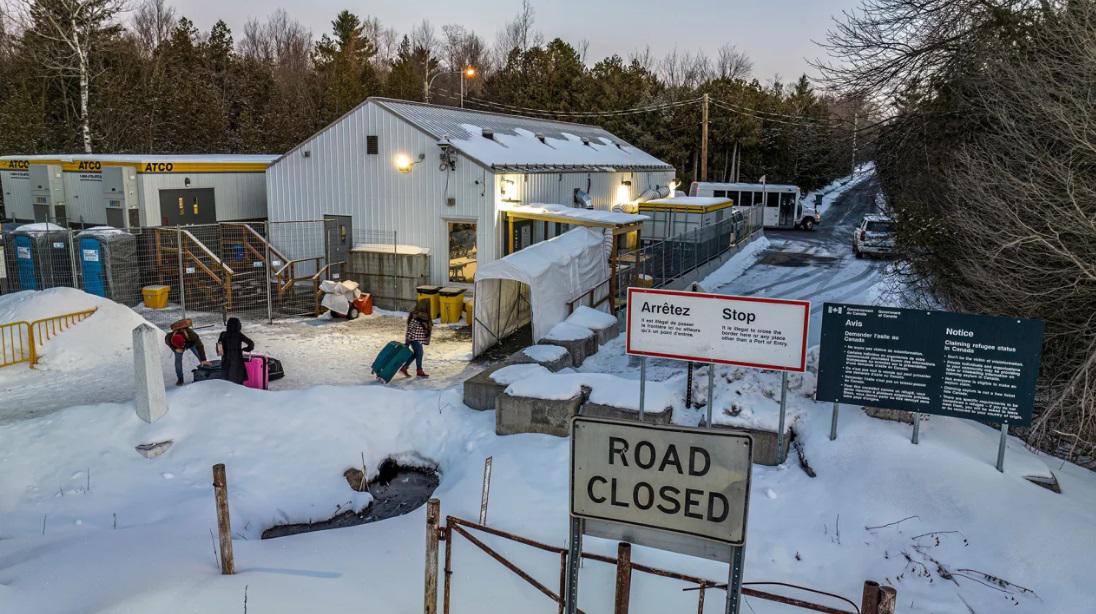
(571, 418, 752, 546)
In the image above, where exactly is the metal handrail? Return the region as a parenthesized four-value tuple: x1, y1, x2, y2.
(221, 222, 290, 268)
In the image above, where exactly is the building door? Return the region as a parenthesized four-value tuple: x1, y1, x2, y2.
(324, 215, 352, 268)
(159, 188, 216, 225)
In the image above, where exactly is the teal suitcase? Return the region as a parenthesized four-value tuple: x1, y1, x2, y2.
(372, 341, 412, 383)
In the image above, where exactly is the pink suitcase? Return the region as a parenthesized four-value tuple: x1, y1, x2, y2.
(243, 354, 269, 390)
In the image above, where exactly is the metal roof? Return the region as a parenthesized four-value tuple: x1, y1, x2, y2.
(373, 98, 673, 173)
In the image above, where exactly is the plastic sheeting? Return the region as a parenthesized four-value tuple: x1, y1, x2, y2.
(473, 227, 609, 357)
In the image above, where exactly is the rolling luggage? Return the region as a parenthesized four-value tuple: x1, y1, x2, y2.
(372, 341, 412, 383)
(193, 361, 225, 382)
(243, 354, 269, 390)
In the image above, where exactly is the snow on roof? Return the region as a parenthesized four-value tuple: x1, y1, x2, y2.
(503, 203, 648, 226)
(694, 181, 800, 192)
(374, 98, 673, 172)
(642, 196, 733, 209)
(14, 223, 65, 233)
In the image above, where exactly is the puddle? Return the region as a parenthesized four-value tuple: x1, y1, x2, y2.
(261, 457, 440, 539)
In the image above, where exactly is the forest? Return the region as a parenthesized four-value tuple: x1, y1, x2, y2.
(0, 0, 866, 190)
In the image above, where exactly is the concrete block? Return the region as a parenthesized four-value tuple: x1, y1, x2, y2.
(541, 336, 588, 367)
(581, 402, 672, 425)
(863, 406, 916, 424)
(590, 322, 619, 346)
(496, 388, 587, 437)
(133, 323, 168, 423)
(711, 424, 789, 466)
(507, 345, 572, 372)
(463, 363, 513, 410)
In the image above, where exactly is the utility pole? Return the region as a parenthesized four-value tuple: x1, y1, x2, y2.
(701, 93, 710, 182)
(851, 109, 858, 175)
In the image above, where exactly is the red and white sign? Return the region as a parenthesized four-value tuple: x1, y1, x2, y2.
(626, 288, 810, 372)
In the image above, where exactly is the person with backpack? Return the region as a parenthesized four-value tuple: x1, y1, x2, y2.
(217, 317, 255, 385)
(400, 299, 433, 378)
(165, 320, 210, 386)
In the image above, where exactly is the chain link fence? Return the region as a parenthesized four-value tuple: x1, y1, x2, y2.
(614, 205, 761, 301)
(0, 220, 395, 329)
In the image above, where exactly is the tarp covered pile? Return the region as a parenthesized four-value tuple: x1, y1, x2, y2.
(320, 279, 361, 315)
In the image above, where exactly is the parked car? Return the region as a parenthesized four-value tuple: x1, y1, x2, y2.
(853, 215, 896, 258)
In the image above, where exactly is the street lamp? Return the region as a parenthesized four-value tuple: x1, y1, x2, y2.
(425, 66, 477, 108)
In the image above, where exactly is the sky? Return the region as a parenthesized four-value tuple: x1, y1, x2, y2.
(163, 0, 858, 82)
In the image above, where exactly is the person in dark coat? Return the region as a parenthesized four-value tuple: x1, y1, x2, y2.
(400, 298, 433, 378)
(165, 321, 210, 386)
(216, 317, 255, 385)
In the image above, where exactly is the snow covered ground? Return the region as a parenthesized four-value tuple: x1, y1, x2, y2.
(2, 170, 1095, 613)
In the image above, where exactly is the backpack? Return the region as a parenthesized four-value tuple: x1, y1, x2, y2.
(170, 331, 187, 349)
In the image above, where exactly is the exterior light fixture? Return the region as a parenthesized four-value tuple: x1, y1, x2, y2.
(395, 153, 425, 173)
(464, 66, 477, 79)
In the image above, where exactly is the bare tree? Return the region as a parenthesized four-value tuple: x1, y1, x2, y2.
(132, 0, 173, 55)
(715, 44, 752, 80)
(494, 0, 541, 61)
(660, 48, 712, 89)
(240, 9, 311, 73)
(362, 16, 396, 72)
(13, 0, 126, 153)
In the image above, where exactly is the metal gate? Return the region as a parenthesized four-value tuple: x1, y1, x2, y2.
(423, 500, 896, 614)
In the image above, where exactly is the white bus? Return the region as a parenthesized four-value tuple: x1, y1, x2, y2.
(689, 181, 820, 230)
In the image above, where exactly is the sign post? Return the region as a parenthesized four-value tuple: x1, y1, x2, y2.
(777, 372, 789, 459)
(829, 400, 839, 441)
(996, 422, 1008, 473)
(568, 417, 753, 613)
(817, 303, 1044, 465)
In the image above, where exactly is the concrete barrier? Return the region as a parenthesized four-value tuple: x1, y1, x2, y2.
(541, 333, 594, 367)
(462, 363, 512, 411)
(712, 424, 789, 466)
(508, 345, 572, 372)
(581, 401, 672, 425)
(496, 387, 588, 437)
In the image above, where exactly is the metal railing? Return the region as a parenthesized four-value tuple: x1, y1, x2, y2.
(0, 320, 32, 368)
(0, 307, 98, 369)
(433, 512, 888, 614)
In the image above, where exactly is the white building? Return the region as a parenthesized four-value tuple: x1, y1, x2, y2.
(0, 154, 276, 227)
(265, 98, 676, 288)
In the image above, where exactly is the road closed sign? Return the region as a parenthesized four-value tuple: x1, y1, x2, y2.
(626, 287, 810, 372)
(570, 417, 752, 547)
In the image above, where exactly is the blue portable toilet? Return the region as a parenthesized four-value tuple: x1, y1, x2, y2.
(75, 227, 139, 305)
(79, 236, 107, 297)
(14, 234, 37, 290)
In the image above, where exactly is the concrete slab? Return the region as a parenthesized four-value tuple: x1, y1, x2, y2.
(711, 423, 789, 466)
(507, 345, 572, 372)
(496, 388, 588, 437)
(463, 363, 513, 410)
(581, 402, 672, 425)
(541, 334, 594, 367)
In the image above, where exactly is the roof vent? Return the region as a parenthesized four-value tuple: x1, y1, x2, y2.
(615, 142, 626, 150)
(581, 137, 592, 146)
(482, 128, 495, 140)
(535, 133, 546, 143)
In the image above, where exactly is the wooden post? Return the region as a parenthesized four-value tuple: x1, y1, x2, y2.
(442, 524, 453, 614)
(507, 215, 514, 256)
(479, 456, 493, 525)
(613, 542, 632, 614)
(878, 586, 897, 614)
(211, 464, 235, 575)
(860, 581, 880, 614)
(424, 498, 440, 614)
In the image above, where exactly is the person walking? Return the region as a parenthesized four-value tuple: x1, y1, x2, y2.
(217, 317, 255, 385)
(400, 298, 433, 378)
(165, 319, 210, 386)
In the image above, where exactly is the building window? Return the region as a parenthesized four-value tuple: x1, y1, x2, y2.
(767, 192, 779, 207)
(448, 222, 477, 283)
(366, 135, 378, 155)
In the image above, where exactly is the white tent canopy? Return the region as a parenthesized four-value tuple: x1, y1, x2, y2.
(473, 227, 609, 357)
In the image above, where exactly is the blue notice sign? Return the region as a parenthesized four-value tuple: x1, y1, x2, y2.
(816, 303, 1044, 426)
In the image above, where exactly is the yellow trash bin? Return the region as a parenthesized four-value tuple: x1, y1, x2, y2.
(438, 287, 466, 324)
(416, 285, 442, 319)
(464, 298, 474, 327)
(142, 285, 170, 309)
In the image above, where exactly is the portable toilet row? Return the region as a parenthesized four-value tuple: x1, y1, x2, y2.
(1, 225, 139, 305)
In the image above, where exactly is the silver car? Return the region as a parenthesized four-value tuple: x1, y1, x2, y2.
(853, 215, 896, 258)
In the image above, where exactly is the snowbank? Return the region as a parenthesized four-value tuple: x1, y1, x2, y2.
(565, 305, 617, 330)
(505, 371, 676, 412)
(698, 236, 770, 292)
(803, 162, 876, 217)
(0, 288, 154, 370)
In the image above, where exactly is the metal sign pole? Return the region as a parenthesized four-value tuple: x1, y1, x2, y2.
(776, 372, 789, 459)
(706, 363, 716, 427)
(911, 413, 921, 444)
(177, 226, 187, 319)
(564, 516, 582, 614)
(996, 422, 1008, 473)
(263, 222, 273, 325)
(725, 545, 744, 614)
(829, 401, 839, 441)
(638, 357, 647, 421)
